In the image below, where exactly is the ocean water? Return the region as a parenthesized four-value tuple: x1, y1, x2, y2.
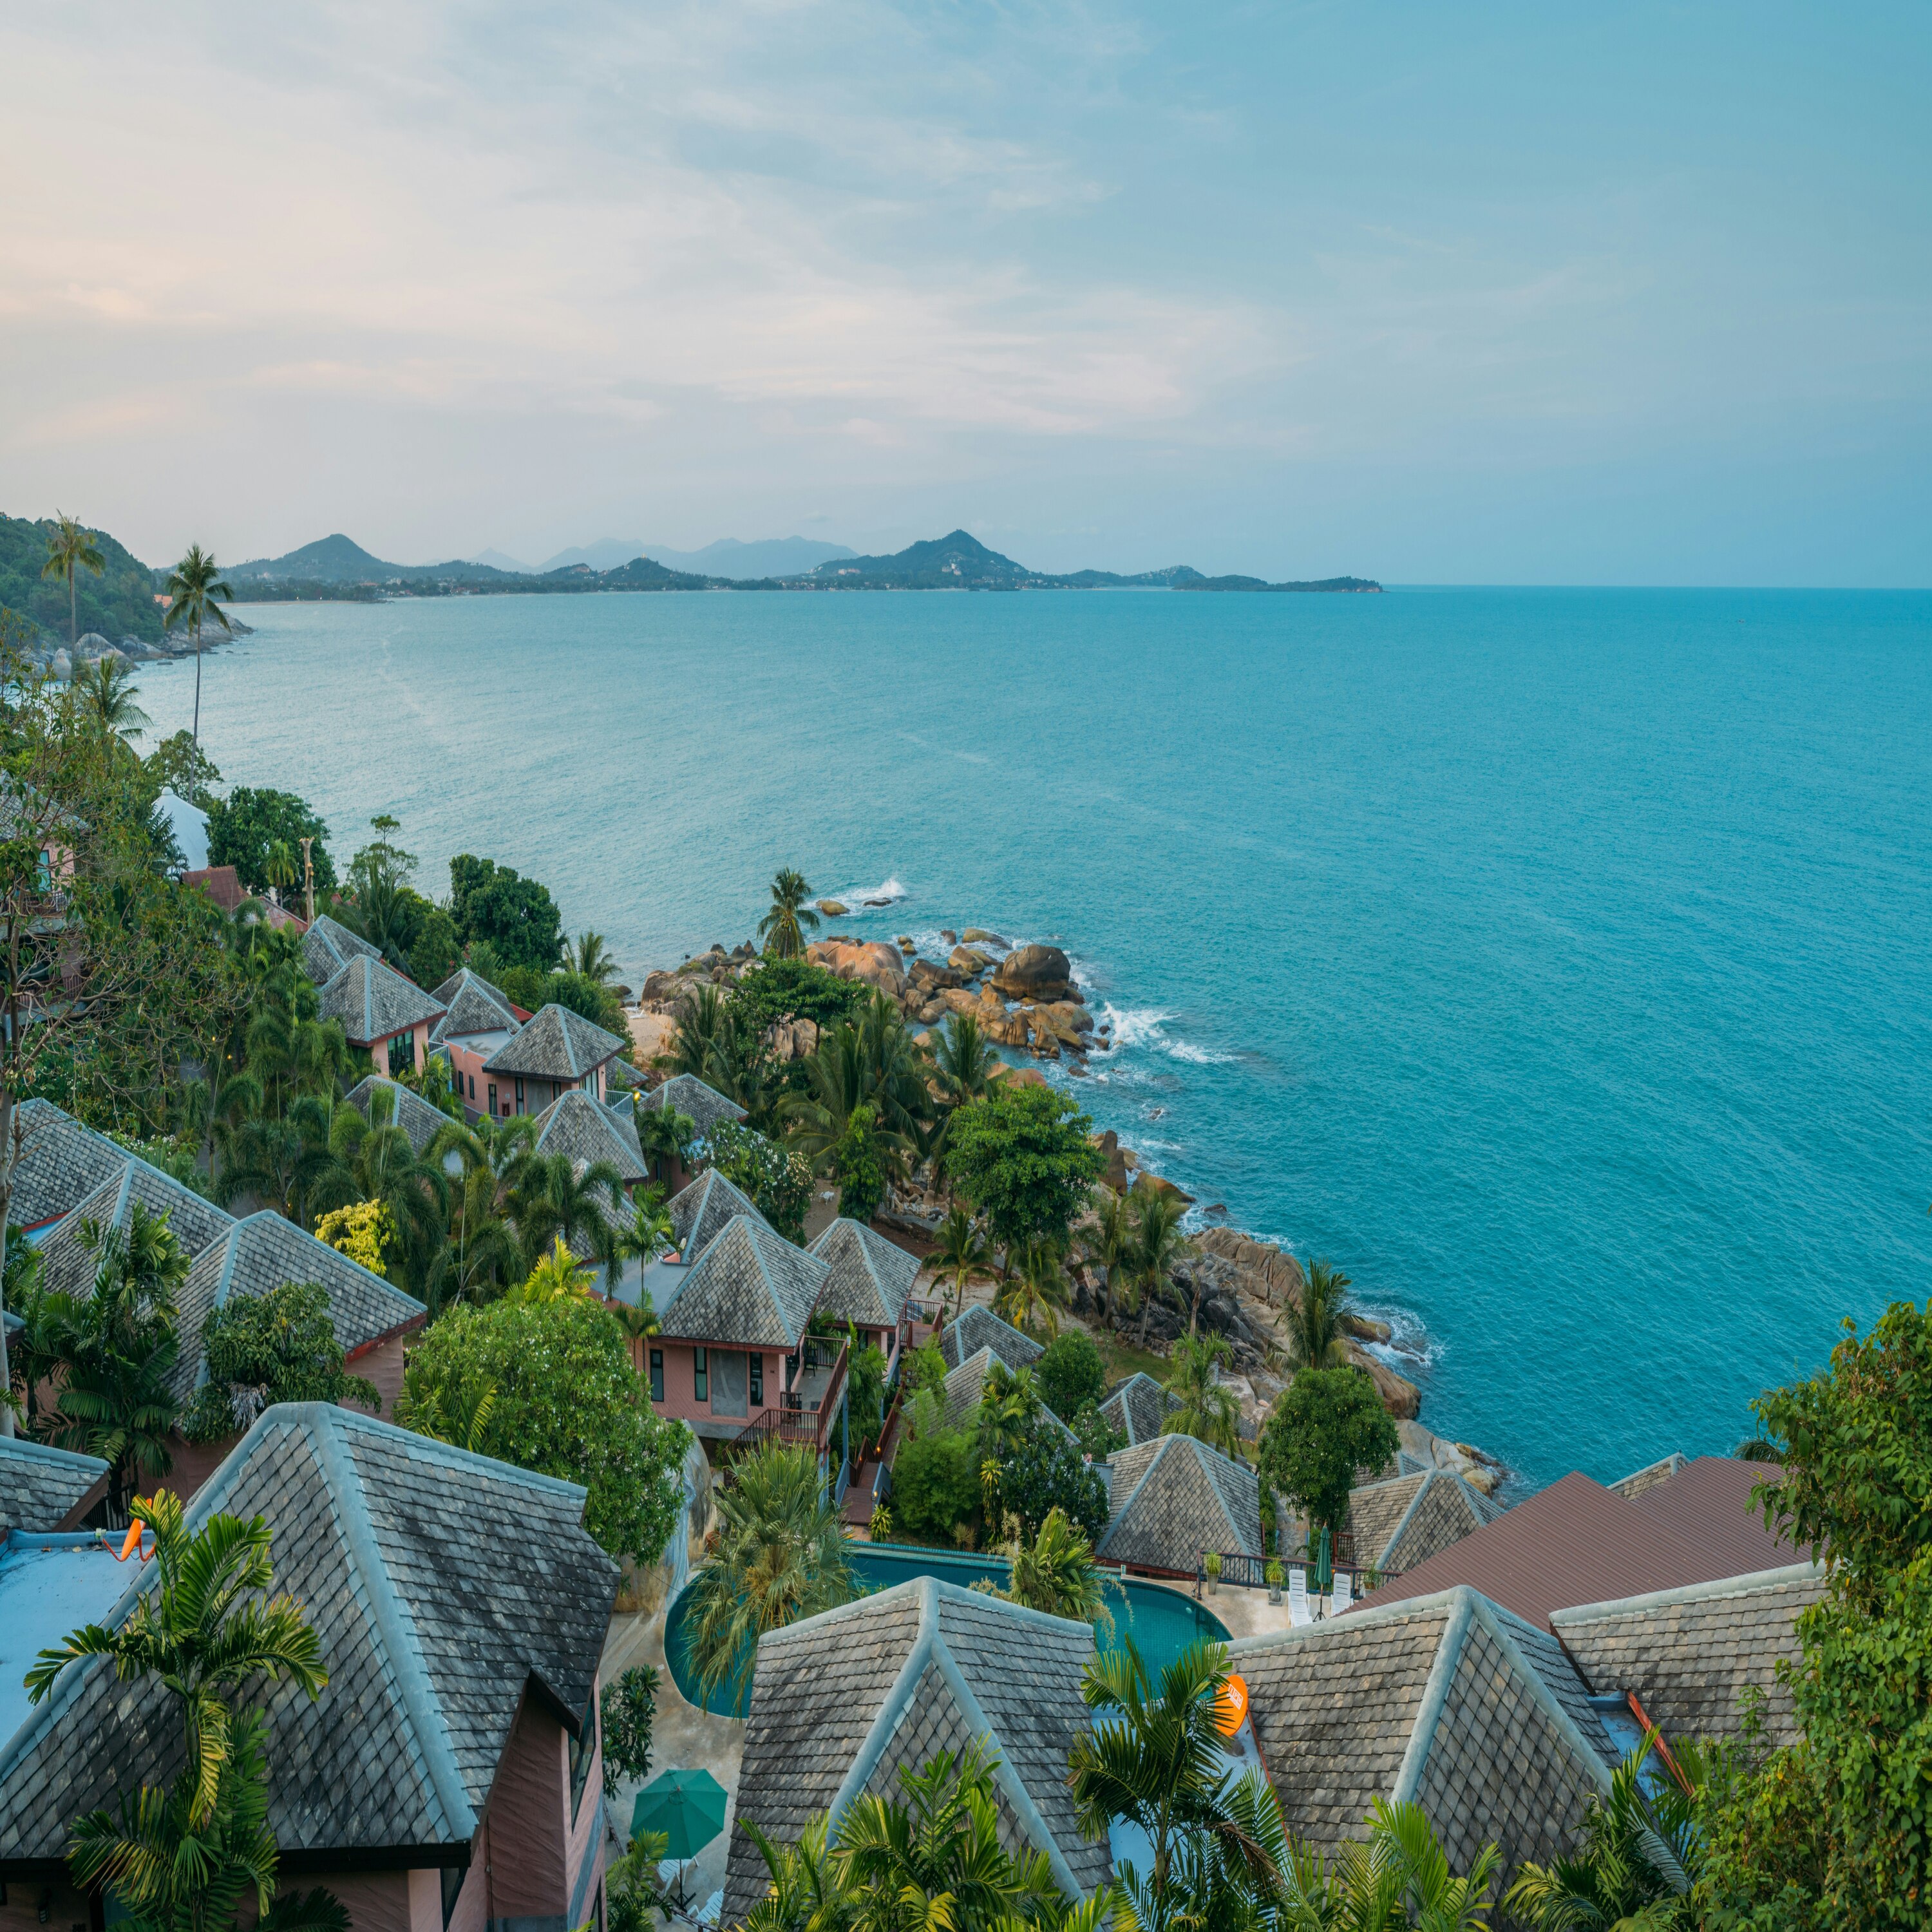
(135, 588, 1932, 1488)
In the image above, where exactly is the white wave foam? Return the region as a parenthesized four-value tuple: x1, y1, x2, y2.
(829, 875, 908, 907)
(1361, 1305, 1439, 1369)
(1096, 1001, 1235, 1065)
(1168, 1039, 1238, 1066)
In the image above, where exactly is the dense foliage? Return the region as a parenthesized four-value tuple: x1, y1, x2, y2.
(995, 1417, 1109, 1540)
(732, 955, 866, 1033)
(828, 1101, 889, 1223)
(450, 853, 564, 971)
(946, 1084, 1103, 1258)
(706, 1120, 812, 1242)
(1036, 1332, 1107, 1421)
(181, 1282, 380, 1443)
(0, 512, 164, 643)
(205, 787, 337, 895)
(890, 1426, 981, 1542)
(1256, 1366, 1397, 1539)
(397, 1296, 689, 1563)
(600, 1665, 660, 1785)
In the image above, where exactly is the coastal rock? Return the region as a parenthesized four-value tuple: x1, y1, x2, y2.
(817, 900, 849, 916)
(988, 1063, 1048, 1090)
(764, 1016, 820, 1062)
(918, 998, 947, 1024)
(992, 943, 1074, 1001)
(949, 945, 993, 976)
(961, 929, 1009, 947)
(940, 929, 958, 943)
(1092, 1129, 1130, 1193)
(805, 938, 906, 996)
(1397, 1419, 1506, 1497)
(909, 958, 963, 992)
(50, 650, 72, 680)
(1132, 1171, 1195, 1207)
(639, 970, 680, 1002)
(1347, 1343, 1421, 1419)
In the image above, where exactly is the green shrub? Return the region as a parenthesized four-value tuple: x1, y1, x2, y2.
(1036, 1332, 1106, 1421)
(1256, 1366, 1397, 1537)
(891, 1428, 980, 1541)
(708, 1120, 813, 1243)
(997, 1416, 1109, 1541)
(181, 1282, 379, 1443)
(601, 1665, 659, 1784)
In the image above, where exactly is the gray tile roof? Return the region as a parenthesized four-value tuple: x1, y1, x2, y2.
(942, 1346, 1079, 1444)
(667, 1169, 769, 1258)
(940, 1303, 1044, 1373)
(5, 1099, 135, 1230)
(169, 1211, 424, 1404)
(317, 954, 446, 1046)
(0, 1436, 108, 1533)
(343, 1075, 455, 1155)
(1347, 1468, 1502, 1575)
(808, 1218, 919, 1331)
(429, 967, 522, 1043)
(1098, 1434, 1262, 1571)
(33, 1151, 236, 1300)
(723, 1577, 1108, 1926)
(0, 1404, 618, 1861)
(484, 1003, 626, 1080)
(655, 1215, 826, 1349)
(1235, 1586, 1618, 1886)
(1099, 1372, 1173, 1446)
(1551, 1563, 1824, 1748)
(1609, 1452, 1689, 1499)
(301, 912, 382, 984)
(532, 1090, 647, 1184)
(638, 1072, 747, 1139)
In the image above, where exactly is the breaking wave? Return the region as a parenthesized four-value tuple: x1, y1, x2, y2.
(1097, 1002, 1235, 1064)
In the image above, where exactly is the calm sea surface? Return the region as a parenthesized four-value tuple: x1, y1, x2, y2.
(136, 587, 1932, 1488)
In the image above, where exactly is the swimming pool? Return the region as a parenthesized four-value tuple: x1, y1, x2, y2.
(665, 1540, 1231, 1718)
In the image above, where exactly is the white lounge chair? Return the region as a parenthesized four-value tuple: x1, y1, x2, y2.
(1287, 1566, 1312, 1626)
(1332, 1569, 1352, 1612)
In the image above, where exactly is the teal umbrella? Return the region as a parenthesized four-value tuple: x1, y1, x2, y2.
(630, 1767, 728, 1863)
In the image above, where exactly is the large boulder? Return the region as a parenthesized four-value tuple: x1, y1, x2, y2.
(1347, 1343, 1421, 1419)
(639, 970, 681, 1002)
(804, 938, 906, 997)
(909, 958, 963, 992)
(764, 1016, 820, 1062)
(991, 943, 1074, 1001)
(1092, 1129, 1130, 1193)
(949, 945, 993, 976)
(1132, 1171, 1195, 1207)
(988, 1063, 1048, 1090)
(961, 929, 1009, 947)
(817, 900, 849, 916)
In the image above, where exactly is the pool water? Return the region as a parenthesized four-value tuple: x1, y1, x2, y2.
(665, 1542, 1231, 1718)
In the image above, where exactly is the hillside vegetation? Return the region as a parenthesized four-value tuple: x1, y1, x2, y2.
(0, 513, 164, 643)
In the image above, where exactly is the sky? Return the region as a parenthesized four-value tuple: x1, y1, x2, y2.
(2, 1, 1928, 585)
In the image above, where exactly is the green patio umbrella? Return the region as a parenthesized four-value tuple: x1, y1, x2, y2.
(630, 1767, 728, 1864)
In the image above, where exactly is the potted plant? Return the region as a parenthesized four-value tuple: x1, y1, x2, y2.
(1265, 1559, 1283, 1605)
(1204, 1551, 1222, 1595)
(869, 1503, 894, 1542)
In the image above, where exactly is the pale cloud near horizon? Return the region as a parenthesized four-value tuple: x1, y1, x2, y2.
(1, 0, 1926, 582)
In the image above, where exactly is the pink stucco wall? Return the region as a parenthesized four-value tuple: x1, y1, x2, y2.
(648, 1339, 786, 1429)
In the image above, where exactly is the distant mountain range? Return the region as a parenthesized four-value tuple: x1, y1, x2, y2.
(219, 527, 1379, 598)
(517, 536, 858, 578)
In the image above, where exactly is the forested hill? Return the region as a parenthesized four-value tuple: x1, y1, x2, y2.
(0, 514, 166, 643)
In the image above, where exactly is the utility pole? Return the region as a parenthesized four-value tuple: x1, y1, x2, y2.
(299, 835, 314, 924)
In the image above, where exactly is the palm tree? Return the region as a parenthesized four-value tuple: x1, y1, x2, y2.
(73, 655, 151, 743)
(739, 1814, 847, 1932)
(1132, 1189, 1189, 1349)
(303, 1091, 451, 1290)
(41, 512, 104, 646)
(994, 1236, 1070, 1339)
(931, 1012, 998, 1107)
(1084, 1184, 1137, 1328)
(758, 869, 819, 960)
(1162, 1332, 1243, 1459)
(263, 839, 299, 905)
(680, 1439, 856, 1710)
(504, 1148, 624, 1274)
(1275, 1798, 1502, 1930)
(508, 1235, 596, 1303)
(634, 1100, 697, 1189)
(999, 1507, 1113, 1629)
(1287, 1258, 1354, 1374)
(164, 544, 234, 752)
(570, 930, 618, 985)
(785, 1024, 913, 1186)
(931, 1204, 992, 1324)
(667, 983, 725, 1075)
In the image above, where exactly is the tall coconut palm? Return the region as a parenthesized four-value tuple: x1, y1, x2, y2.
(784, 1023, 913, 1182)
(931, 1012, 998, 1107)
(569, 930, 618, 985)
(1162, 1332, 1244, 1460)
(1084, 1184, 1137, 1328)
(758, 868, 819, 960)
(931, 1204, 991, 1324)
(1131, 1189, 1189, 1349)
(667, 982, 725, 1077)
(73, 655, 151, 743)
(504, 1149, 623, 1274)
(994, 1236, 1070, 1339)
(41, 512, 104, 646)
(164, 544, 234, 753)
(303, 1092, 450, 1291)
(680, 1439, 855, 1710)
(1287, 1258, 1354, 1374)
(263, 839, 299, 905)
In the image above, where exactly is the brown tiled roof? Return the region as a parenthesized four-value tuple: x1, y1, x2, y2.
(939, 1303, 1043, 1373)
(0, 1405, 617, 1862)
(1347, 1468, 1502, 1575)
(0, 1437, 108, 1533)
(1553, 1564, 1824, 1748)
(428, 967, 521, 1043)
(655, 1215, 826, 1349)
(723, 1578, 1108, 1926)
(1098, 1433, 1262, 1571)
(484, 1003, 626, 1081)
(808, 1218, 919, 1331)
(318, 954, 446, 1046)
(182, 864, 247, 913)
(1621, 1457, 1802, 1577)
(1361, 1470, 1801, 1633)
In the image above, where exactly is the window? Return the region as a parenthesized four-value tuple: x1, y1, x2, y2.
(467, 1073, 475, 1099)
(440, 1866, 467, 1928)
(568, 1690, 597, 1820)
(514, 1078, 525, 1112)
(693, 1347, 708, 1403)
(487, 1083, 497, 1116)
(649, 1349, 663, 1403)
(388, 1032, 415, 1075)
(750, 1354, 763, 1405)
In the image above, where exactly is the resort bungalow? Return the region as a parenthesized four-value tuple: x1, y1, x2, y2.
(944, 1345, 1079, 1444)
(431, 967, 527, 1119)
(0, 1405, 619, 1932)
(806, 1218, 920, 1374)
(938, 1303, 1043, 1375)
(301, 910, 383, 983)
(1098, 1372, 1177, 1448)
(317, 953, 448, 1077)
(636, 1074, 746, 1191)
(481, 1003, 628, 1118)
(0, 1437, 109, 1535)
(345, 1073, 460, 1154)
(1341, 1466, 1504, 1578)
(649, 1215, 838, 1452)
(1097, 1434, 1270, 1579)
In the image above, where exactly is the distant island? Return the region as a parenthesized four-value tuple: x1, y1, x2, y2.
(220, 527, 1381, 600)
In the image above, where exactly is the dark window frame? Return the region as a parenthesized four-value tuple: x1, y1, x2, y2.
(694, 1346, 708, 1404)
(649, 1348, 664, 1403)
(750, 1353, 763, 1406)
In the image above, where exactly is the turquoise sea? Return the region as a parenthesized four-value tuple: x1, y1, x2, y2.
(135, 588, 1932, 1489)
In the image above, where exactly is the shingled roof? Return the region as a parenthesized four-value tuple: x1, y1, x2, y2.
(942, 1345, 1079, 1443)
(532, 1090, 647, 1184)
(1098, 1434, 1263, 1572)
(0, 1437, 108, 1534)
(428, 967, 522, 1042)
(667, 1168, 769, 1258)
(1099, 1372, 1173, 1447)
(1551, 1562, 1825, 1748)
(638, 1072, 747, 1139)
(939, 1303, 1043, 1373)
(318, 954, 446, 1046)
(169, 1211, 424, 1404)
(655, 1215, 826, 1349)
(33, 1153, 236, 1298)
(0, 1405, 618, 1866)
(484, 1003, 626, 1080)
(808, 1218, 919, 1331)
(1347, 1468, 1504, 1575)
(301, 912, 381, 984)
(5, 1100, 147, 1231)
(1235, 1586, 1618, 1888)
(723, 1577, 1110, 1926)
(344, 1075, 455, 1155)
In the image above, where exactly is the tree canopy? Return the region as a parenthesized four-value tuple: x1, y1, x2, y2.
(1256, 1366, 1397, 1540)
(945, 1084, 1103, 1258)
(1036, 1332, 1107, 1422)
(449, 853, 564, 972)
(207, 788, 337, 895)
(182, 1281, 380, 1443)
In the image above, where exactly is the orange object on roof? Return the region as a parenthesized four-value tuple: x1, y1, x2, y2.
(117, 1520, 144, 1560)
(1215, 1672, 1249, 1736)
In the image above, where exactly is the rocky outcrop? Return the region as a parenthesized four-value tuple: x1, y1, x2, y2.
(1092, 1129, 1130, 1193)
(764, 1016, 820, 1062)
(805, 938, 906, 996)
(949, 945, 994, 976)
(639, 969, 681, 1003)
(1132, 1171, 1195, 1207)
(987, 1063, 1048, 1089)
(961, 929, 1008, 947)
(909, 958, 964, 992)
(1193, 1227, 1390, 1343)
(991, 943, 1075, 1001)
(816, 900, 849, 916)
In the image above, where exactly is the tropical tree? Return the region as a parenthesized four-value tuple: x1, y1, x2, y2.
(948, 1084, 1103, 1273)
(606, 1826, 677, 1932)
(1036, 1332, 1107, 1422)
(73, 655, 152, 744)
(164, 544, 234, 752)
(1287, 1259, 1354, 1373)
(1256, 1367, 1399, 1546)
(303, 1090, 451, 1291)
(931, 1012, 999, 1109)
(679, 1439, 856, 1710)
(1131, 1188, 1189, 1348)
(570, 930, 619, 985)
(994, 1235, 1071, 1339)
(509, 1235, 597, 1303)
(1163, 1332, 1244, 1459)
(41, 511, 105, 645)
(992, 1506, 1114, 1629)
(1276, 1799, 1502, 1931)
(1084, 1184, 1137, 1328)
(786, 1025, 913, 1203)
(263, 838, 299, 904)
(505, 1148, 624, 1274)
(931, 1204, 992, 1324)
(759, 868, 820, 960)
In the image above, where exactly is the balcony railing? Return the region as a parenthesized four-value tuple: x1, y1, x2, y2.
(735, 1338, 849, 1455)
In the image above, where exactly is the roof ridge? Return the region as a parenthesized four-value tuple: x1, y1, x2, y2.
(1549, 1559, 1824, 1624)
(1376, 1469, 1437, 1568)
(1390, 1587, 1475, 1803)
(0, 1433, 107, 1473)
